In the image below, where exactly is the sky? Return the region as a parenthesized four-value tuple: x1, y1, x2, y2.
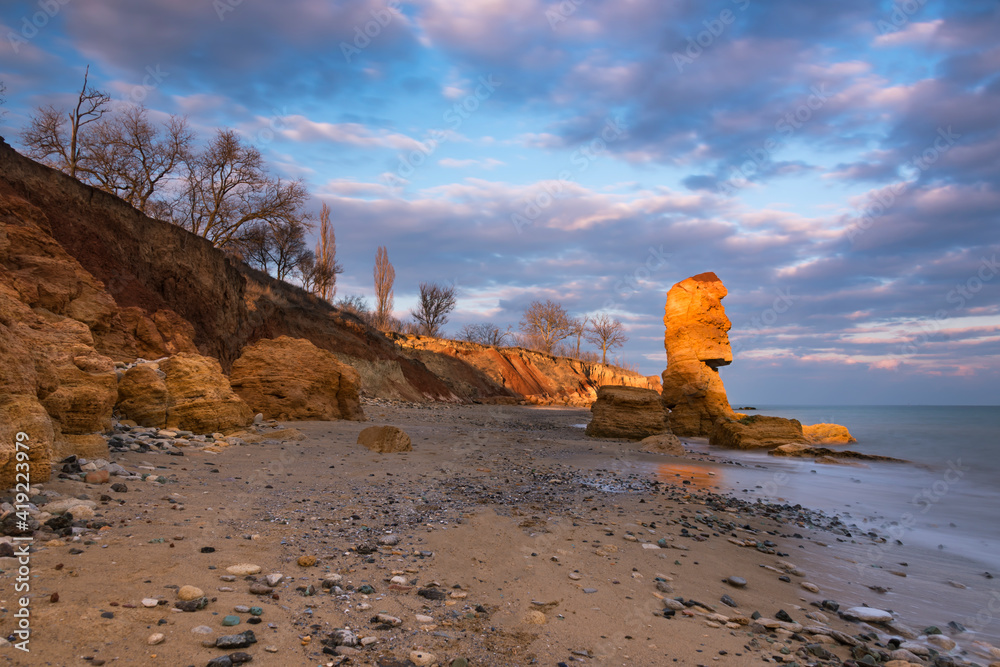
(1, 0, 998, 405)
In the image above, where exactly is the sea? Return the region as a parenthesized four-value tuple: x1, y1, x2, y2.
(665, 405, 1000, 646)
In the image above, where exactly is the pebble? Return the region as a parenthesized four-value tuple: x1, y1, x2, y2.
(727, 576, 747, 588)
(215, 630, 257, 649)
(147, 632, 164, 645)
(582, 588, 597, 594)
(226, 563, 262, 576)
(191, 626, 213, 634)
(297, 555, 316, 567)
(141, 598, 159, 608)
(177, 585, 204, 601)
(410, 651, 437, 666)
(927, 634, 956, 651)
(234, 605, 251, 613)
(845, 606, 893, 623)
(249, 607, 263, 616)
(264, 573, 284, 587)
(416, 614, 434, 623)
(249, 583, 271, 595)
(568, 573, 581, 580)
(378, 534, 401, 546)
(801, 582, 820, 593)
(222, 615, 240, 626)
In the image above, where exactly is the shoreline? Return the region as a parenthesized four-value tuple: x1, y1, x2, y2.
(3, 402, 999, 666)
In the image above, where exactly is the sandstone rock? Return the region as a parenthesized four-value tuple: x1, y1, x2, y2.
(116, 364, 168, 427)
(84, 469, 110, 484)
(51, 433, 108, 461)
(803, 422, 857, 444)
(586, 385, 666, 439)
(660, 273, 735, 436)
(0, 395, 53, 489)
(769, 443, 906, 462)
(229, 336, 365, 421)
(710, 415, 804, 449)
(639, 433, 685, 456)
(357, 425, 412, 453)
(117, 354, 252, 433)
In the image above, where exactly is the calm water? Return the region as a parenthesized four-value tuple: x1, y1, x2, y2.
(691, 405, 1000, 571)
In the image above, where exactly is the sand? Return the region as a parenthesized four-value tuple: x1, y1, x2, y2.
(4, 402, 999, 666)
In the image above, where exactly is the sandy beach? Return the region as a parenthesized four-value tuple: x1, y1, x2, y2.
(5, 402, 1000, 667)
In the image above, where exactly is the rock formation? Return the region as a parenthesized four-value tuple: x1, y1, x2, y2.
(710, 415, 805, 449)
(585, 386, 667, 439)
(398, 335, 660, 406)
(660, 272, 735, 436)
(802, 423, 857, 444)
(116, 354, 253, 433)
(230, 336, 365, 421)
(357, 425, 412, 453)
(770, 443, 903, 463)
(639, 433, 686, 456)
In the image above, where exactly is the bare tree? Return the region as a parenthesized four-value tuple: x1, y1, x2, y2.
(312, 203, 343, 301)
(83, 106, 193, 213)
(571, 316, 590, 359)
(519, 300, 574, 354)
(232, 218, 313, 282)
(586, 313, 629, 364)
(174, 129, 309, 248)
(459, 322, 511, 346)
(373, 246, 395, 331)
(411, 282, 457, 337)
(20, 65, 111, 179)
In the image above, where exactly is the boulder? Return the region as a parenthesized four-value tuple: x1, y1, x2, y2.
(229, 336, 365, 421)
(585, 386, 667, 440)
(803, 423, 857, 444)
(639, 433, 686, 456)
(660, 273, 736, 436)
(357, 425, 412, 453)
(116, 354, 253, 433)
(770, 443, 905, 463)
(710, 415, 804, 449)
(117, 364, 169, 427)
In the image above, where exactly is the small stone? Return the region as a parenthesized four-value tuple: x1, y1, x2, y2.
(178, 585, 204, 601)
(215, 630, 257, 649)
(582, 588, 598, 594)
(416, 614, 434, 623)
(801, 582, 820, 593)
(191, 625, 213, 634)
(222, 615, 240, 626)
(226, 563, 262, 576)
(249, 583, 271, 595)
(110, 483, 128, 493)
(85, 470, 110, 484)
(721, 594, 738, 608)
(845, 606, 893, 623)
(234, 605, 251, 613)
(374, 613, 402, 626)
(568, 572, 582, 581)
(926, 634, 956, 651)
(264, 573, 283, 587)
(297, 554, 316, 567)
(147, 632, 165, 645)
(410, 650, 437, 666)
(264, 645, 278, 653)
(175, 596, 208, 612)
(141, 598, 159, 608)
(727, 576, 747, 588)
(378, 534, 401, 546)
(525, 610, 547, 624)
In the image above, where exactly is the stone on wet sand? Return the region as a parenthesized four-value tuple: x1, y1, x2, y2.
(177, 585, 204, 601)
(845, 606, 893, 623)
(639, 433, 685, 455)
(727, 576, 747, 588)
(410, 650, 437, 666)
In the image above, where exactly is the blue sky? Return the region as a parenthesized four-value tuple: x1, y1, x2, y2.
(2, 0, 998, 404)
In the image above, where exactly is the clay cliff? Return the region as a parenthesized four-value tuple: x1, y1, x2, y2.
(660, 272, 735, 436)
(396, 335, 661, 406)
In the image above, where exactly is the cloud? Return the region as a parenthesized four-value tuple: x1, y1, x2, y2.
(438, 157, 504, 169)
